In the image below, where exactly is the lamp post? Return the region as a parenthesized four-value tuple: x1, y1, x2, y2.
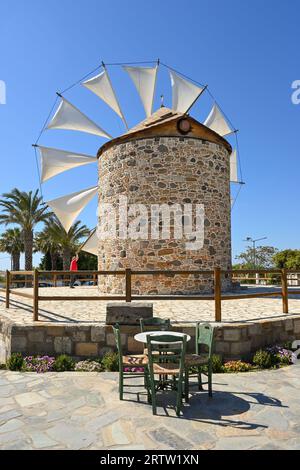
(243, 236, 267, 284)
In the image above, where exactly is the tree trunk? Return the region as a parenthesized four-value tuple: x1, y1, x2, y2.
(50, 251, 59, 271)
(12, 251, 20, 271)
(23, 229, 33, 271)
(62, 248, 71, 271)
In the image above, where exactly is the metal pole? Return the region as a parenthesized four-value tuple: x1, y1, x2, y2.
(5, 270, 10, 309)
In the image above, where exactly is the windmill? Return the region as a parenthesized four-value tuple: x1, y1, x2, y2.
(34, 60, 244, 258)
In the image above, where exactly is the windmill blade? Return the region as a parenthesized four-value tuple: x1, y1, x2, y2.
(204, 103, 233, 136)
(46, 186, 97, 232)
(230, 149, 238, 183)
(123, 65, 158, 117)
(46, 96, 112, 138)
(82, 69, 128, 129)
(80, 228, 98, 255)
(38, 146, 96, 183)
(169, 70, 204, 114)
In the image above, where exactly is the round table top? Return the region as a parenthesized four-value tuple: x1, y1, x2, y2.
(134, 330, 191, 344)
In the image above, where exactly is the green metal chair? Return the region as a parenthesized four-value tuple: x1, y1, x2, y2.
(145, 333, 187, 416)
(112, 324, 148, 400)
(184, 322, 214, 401)
(139, 317, 171, 332)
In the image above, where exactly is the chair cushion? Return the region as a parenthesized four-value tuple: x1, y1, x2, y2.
(152, 363, 180, 375)
(122, 355, 148, 366)
(185, 354, 209, 366)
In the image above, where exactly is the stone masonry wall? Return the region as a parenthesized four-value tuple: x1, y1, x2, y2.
(98, 136, 232, 294)
(2, 316, 300, 362)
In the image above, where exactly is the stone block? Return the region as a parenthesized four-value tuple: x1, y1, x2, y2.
(248, 324, 262, 336)
(215, 341, 230, 354)
(106, 302, 153, 325)
(91, 326, 105, 342)
(230, 341, 251, 355)
(75, 343, 98, 357)
(11, 336, 27, 353)
(284, 318, 294, 331)
(47, 326, 65, 336)
(54, 337, 72, 355)
(28, 331, 44, 343)
(223, 328, 241, 342)
(127, 337, 144, 354)
(293, 320, 300, 334)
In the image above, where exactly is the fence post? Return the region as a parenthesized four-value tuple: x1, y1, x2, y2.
(53, 274, 57, 287)
(125, 268, 132, 302)
(214, 267, 222, 322)
(281, 268, 288, 314)
(5, 270, 10, 309)
(33, 269, 39, 321)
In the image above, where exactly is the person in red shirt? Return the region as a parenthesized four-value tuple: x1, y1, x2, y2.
(69, 254, 79, 288)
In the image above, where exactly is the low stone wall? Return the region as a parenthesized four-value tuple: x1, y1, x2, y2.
(1, 315, 300, 362)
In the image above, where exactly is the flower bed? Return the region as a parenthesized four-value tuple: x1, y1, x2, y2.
(1, 343, 298, 374)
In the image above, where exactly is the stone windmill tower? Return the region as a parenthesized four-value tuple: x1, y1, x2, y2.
(37, 62, 240, 294)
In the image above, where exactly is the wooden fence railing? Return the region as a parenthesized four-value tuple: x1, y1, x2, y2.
(1, 268, 299, 323)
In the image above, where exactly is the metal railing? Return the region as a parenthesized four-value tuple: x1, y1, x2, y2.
(1, 268, 299, 323)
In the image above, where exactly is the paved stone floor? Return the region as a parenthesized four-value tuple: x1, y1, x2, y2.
(0, 285, 300, 324)
(1, 365, 300, 450)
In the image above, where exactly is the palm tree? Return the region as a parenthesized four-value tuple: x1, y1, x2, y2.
(34, 224, 60, 270)
(0, 228, 24, 271)
(0, 189, 50, 270)
(42, 217, 90, 270)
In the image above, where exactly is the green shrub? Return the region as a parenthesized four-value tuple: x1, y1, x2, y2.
(101, 352, 119, 371)
(6, 353, 25, 371)
(211, 354, 224, 373)
(75, 360, 104, 372)
(53, 355, 75, 372)
(223, 360, 253, 373)
(252, 349, 274, 369)
(0, 363, 7, 370)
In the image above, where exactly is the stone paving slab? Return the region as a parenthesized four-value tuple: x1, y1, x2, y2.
(0, 365, 300, 450)
(1, 286, 300, 325)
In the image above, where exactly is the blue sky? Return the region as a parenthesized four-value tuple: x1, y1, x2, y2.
(0, 0, 299, 269)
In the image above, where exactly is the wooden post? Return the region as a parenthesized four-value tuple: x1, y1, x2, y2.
(281, 268, 288, 314)
(53, 274, 57, 287)
(214, 267, 222, 322)
(5, 270, 10, 309)
(125, 268, 132, 303)
(93, 273, 97, 286)
(33, 269, 39, 321)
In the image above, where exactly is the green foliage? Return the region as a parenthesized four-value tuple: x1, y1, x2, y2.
(101, 352, 119, 371)
(235, 245, 278, 269)
(211, 354, 224, 373)
(273, 249, 300, 270)
(0, 363, 7, 370)
(6, 353, 25, 371)
(252, 349, 275, 369)
(77, 251, 97, 270)
(53, 355, 75, 372)
(223, 360, 253, 373)
(75, 360, 104, 372)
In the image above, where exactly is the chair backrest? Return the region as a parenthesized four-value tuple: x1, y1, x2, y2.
(112, 323, 122, 365)
(146, 334, 187, 377)
(140, 317, 171, 332)
(195, 323, 214, 357)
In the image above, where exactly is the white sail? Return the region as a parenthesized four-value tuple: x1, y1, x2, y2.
(82, 69, 127, 128)
(81, 228, 98, 256)
(38, 146, 96, 183)
(46, 96, 112, 138)
(204, 103, 233, 136)
(46, 186, 97, 232)
(230, 149, 238, 183)
(123, 65, 157, 117)
(170, 70, 204, 113)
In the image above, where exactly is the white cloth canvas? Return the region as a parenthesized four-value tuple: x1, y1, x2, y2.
(170, 70, 204, 113)
(230, 149, 238, 182)
(204, 103, 232, 136)
(38, 146, 96, 183)
(46, 186, 97, 232)
(82, 69, 124, 119)
(81, 228, 98, 255)
(46, 96, 112, 138)
(123, 65, 157, 117)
